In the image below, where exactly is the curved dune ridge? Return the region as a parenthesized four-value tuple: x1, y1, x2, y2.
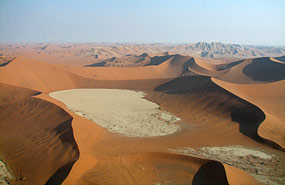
(212, 78, 285, 149)
(215, 57, 285, 84)
(0, 52, 284, 185)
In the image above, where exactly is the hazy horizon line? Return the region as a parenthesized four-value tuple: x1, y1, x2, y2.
(1, 41, 285, 48)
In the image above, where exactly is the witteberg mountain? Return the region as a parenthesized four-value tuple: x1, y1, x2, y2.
(173, 42, 285, 58)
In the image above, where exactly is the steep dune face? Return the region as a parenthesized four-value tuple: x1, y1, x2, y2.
(0, 85, 79, 185)
(207, 57, 285, 148)
(0, 83, 40, 105)
(184, 56, 285, 148)
(154, 76, 265, 142)
(216, 57, 285, 84)
(213, 78, 285, 149)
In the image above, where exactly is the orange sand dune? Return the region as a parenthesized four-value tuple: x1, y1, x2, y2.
(0, 84, 79, 185)
(26, 54, 97, 66)
(187, 58, 229, 77)
(213, 78, 285, 149)
(0, 55, 284, 184)
(0, 57, 84, 92)
(0, 56, 16, 66)
(216, 57, 285, 84)
(67, 54, 194, 80)
(0, 55, 194, 90)
(75, 152, 257, 185)
(0, 83, 40, 105)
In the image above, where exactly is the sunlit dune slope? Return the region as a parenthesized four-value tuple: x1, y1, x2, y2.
(77, 152, 257, 185)
(0, 57, 82, 92)
(0, 55, 195, 91)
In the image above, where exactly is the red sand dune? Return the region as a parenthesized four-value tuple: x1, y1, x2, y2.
(0, 84, 79, 185)
(215, 57, 285, 84)
(0, 51, 284, 185)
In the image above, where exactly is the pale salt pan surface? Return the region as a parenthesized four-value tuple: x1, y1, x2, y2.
(0, 160, 13, 185)
(50, 89, 181, 137)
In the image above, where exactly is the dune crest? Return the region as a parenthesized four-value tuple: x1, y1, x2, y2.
(213, 78, 285, 149)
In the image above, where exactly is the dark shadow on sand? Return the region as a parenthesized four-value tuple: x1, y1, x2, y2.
(192, 161, 229, 185)
(45, 161, 77, 185)
(243, 57, 285, 82)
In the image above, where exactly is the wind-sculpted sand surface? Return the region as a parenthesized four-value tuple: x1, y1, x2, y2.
(0, 48, 284, 185)
(171, 145, 285, 185)
(50, 89, 181, 137)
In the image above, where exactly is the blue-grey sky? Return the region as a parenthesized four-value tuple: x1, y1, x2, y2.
(0, 0, 284, 45)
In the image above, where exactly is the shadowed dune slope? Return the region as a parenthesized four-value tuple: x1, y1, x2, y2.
(213, 78, 285, 149)
(0, 83, 40, 105)
(0, 86, 79, 185)
(154, 76, 266, 143)
(273, 55, 285, 63)
(0, 56, 16, 66)
(216, 57, 285, 84)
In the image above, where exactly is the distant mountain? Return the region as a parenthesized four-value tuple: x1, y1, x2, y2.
(1, 42, 284, 60)
(78, 42, 285, 59)
(172, 42, 285, 58)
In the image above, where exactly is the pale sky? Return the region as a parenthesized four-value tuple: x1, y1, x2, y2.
(0, 0, 284, 45)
